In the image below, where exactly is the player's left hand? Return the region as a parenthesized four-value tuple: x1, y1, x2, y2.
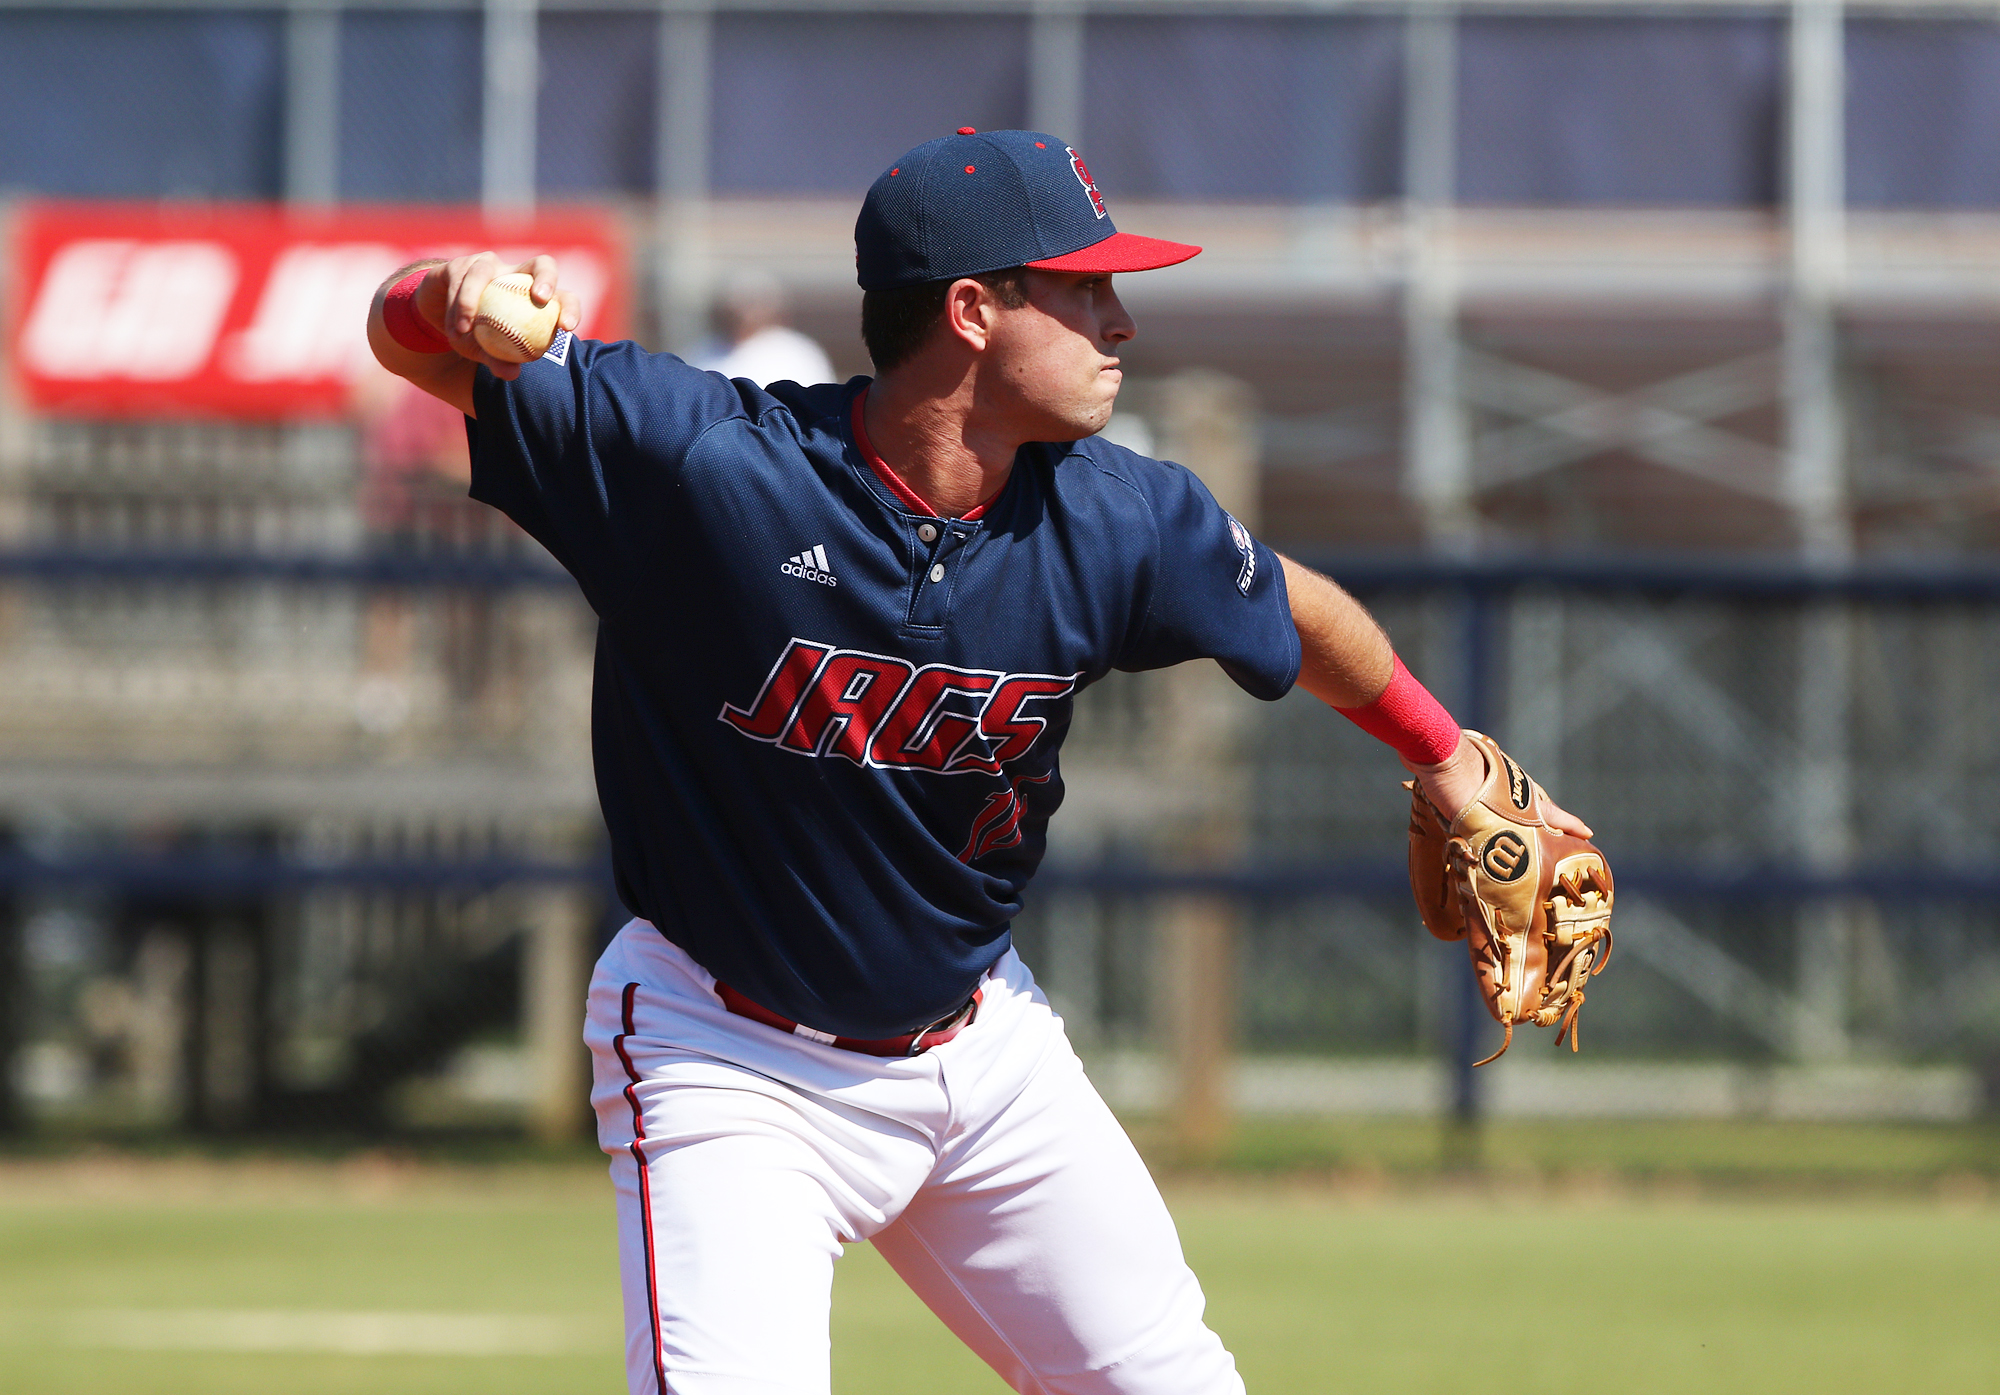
(428, 251, 584, 380)
(1405, 730, 1614, 1064)
(1403, 730, 1594, 838)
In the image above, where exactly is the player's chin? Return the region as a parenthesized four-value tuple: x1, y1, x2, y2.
(1069, 404, 1117, 440)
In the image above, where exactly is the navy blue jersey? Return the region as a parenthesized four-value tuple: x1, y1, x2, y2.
(467, 337, 1299, 1038)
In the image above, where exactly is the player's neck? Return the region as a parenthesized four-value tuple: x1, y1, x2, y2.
(863, 370, 1018, 519)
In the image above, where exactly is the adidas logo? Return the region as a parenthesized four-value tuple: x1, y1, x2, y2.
(781, 543, 837, 587)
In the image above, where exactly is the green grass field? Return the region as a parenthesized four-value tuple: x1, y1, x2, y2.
(0, 1146, 1995, 1394)
(1150, 1113, 2000, 1184)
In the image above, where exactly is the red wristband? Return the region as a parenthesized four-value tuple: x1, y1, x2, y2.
(382, 268, 450, 354)
(1334, 655, 1462, 766)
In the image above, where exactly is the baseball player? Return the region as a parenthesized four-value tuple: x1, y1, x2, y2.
(368, 129, 1591, 1395)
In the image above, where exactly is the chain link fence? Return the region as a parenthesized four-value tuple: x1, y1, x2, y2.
(1009, 574, 2000, 1121)
(9, 514, 2000, 1132)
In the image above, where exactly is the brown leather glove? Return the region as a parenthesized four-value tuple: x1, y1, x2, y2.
(1407, 730, 1614, 1065)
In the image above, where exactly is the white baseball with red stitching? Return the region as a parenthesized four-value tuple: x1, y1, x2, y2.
(472, 271, 559, 363)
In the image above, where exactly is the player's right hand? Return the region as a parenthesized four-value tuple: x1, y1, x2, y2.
(432, 251, 584, 380)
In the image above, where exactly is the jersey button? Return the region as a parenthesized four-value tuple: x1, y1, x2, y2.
(918, 523, 938, 543)
(929, 563, 946, 583)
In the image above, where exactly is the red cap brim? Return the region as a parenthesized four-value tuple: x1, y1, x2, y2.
(1025, 231, 1202, 275)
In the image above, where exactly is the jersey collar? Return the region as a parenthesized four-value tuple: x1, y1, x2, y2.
(850, 387, 996, 522)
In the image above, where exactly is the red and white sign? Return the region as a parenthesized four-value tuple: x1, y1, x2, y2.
(13, 203, 625, 419)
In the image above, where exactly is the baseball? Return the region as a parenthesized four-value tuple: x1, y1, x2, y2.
(472, 272, 560, 363)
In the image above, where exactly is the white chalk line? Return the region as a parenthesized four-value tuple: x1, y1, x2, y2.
(1, 1309, 611, 1356)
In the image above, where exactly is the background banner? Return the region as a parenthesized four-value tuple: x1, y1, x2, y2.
(13, 203, 623, 419)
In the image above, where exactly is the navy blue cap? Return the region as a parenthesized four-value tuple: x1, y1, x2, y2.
(855, 129, 1201, 291)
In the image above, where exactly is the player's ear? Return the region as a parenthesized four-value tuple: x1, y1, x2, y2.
(941, 277, 996, 352)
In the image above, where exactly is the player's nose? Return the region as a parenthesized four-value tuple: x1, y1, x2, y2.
(1101, 284, 1137, 347)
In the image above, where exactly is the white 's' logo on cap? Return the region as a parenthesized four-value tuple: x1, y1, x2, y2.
(1066, 147, 1108, 219)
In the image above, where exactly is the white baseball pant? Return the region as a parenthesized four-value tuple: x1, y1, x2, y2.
(586, 918, 1245, 1395)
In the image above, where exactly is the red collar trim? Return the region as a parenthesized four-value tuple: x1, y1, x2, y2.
(851, 388, 992, 522)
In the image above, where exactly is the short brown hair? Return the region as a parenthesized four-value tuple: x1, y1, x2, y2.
(860, 268, 1030, 372)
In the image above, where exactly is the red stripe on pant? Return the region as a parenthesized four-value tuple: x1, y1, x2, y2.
(615, 982, 670, 1395)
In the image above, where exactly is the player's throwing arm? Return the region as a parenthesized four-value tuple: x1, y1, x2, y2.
(366, 250, 583, 415)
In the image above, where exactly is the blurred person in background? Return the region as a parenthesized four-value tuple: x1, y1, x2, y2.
(352, 363, 474, 539)
(692, 270, 836, 388)
(349, 366, 502, 711)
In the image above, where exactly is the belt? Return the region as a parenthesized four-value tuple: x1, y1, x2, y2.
(715, 982, 982, 1057)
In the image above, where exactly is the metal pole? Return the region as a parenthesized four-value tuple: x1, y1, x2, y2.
(1029, 2, 1085, 144)
(282, 1, 343, 525)
(1404, 0, 1484, 1164)
(1443, 582, 1492, 1167)
(1785, 0, 1847, 562)
(655, 2, 714, 353)
(1402, 4, 1473, 555)
(0, 912, 21, 1133)
(1154, 372, 1260, 1166)
(525, 888, 591, 1141)
(1786, 0, 1853, 1059)
(283, 2, 340, 206)
(483, 0, 539, 214)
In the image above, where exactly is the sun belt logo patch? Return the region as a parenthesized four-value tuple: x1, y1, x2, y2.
(1066, 147, 1108, 219)
(1226, 514, 1256, 595)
